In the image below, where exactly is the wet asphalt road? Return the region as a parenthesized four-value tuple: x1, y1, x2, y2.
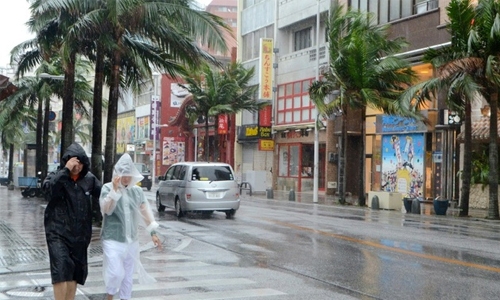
(1, 186, 500, 299)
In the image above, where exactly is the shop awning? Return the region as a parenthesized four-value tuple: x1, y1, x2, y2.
(0, 75, 18, 101)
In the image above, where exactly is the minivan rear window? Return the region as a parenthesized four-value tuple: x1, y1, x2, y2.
(191, 166, 234, 181)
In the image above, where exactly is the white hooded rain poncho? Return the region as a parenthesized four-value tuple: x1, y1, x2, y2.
(99, 153, 159, 298)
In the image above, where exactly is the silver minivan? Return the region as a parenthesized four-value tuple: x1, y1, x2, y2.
(156, 162, 240, 218)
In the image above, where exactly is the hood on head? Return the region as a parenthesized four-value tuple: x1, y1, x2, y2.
(61, 142, 90, 177)
(113, 153, 143, 188)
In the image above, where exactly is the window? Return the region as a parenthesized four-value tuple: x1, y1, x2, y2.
(242, 25, 274, 61)
(192, 166, 234, 181)
(294, 27, 312, 51)
(279, 145, 299, 177)
(165, 166, 176, 180)
(351, 0, 431, 24)
(276, 79, 316, 125)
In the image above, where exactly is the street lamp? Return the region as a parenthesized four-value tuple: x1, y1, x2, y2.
(313, 0, 321, 203)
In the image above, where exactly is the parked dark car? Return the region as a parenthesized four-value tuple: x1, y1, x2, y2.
(134, 163, 152, 191)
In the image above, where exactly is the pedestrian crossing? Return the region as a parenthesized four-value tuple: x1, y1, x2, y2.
(0, 250, 286, 299)
(80, 251, 286, 299)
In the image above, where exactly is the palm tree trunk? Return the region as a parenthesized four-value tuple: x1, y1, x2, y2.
(60, 52, 77, 160)
(214, 115, 220, 161)
(338, 104, 347, 204)
(7, 143, 14, 185)
(459, 101, 472, 217)
(488, 88, 499, 219)
(91, 45, 105, 182)
(204, 113, 210, 161)
(103, 51, 122, 183)
(42, 97, 50, 179)
(358, 109, 366, 206)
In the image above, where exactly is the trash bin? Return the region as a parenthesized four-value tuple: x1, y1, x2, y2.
(266, 188, 274, 199)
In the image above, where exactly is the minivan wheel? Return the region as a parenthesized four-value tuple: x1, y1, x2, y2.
(156, 193, 165, 212)
(225, 210, 236, 219)
(175, 199, 184, 217)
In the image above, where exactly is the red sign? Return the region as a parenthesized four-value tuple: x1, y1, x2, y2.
(218, 114, 228, 134)
(259, 105, 272, 127)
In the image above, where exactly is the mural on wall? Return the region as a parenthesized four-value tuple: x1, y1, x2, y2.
(117, 113, 135, 154)
(381, 133, 425, 198)
(162, 137, 185, 165)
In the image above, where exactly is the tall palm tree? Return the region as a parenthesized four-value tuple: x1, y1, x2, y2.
(182, 62, 262, 161)
(22, 1, 85, 157)
(309, 4, 418, 205)
(400, 0, 500, 218)
(63, 0, 231, 182)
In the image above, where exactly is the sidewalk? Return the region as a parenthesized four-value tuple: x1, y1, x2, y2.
(0, 186, 156, 276)
(243, 189, 491, 219)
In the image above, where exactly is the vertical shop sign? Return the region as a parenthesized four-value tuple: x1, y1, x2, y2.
(218, 114, 228, 134)
(150, 95, 160, 140)
(259, 38, 273, 100)
(259, 104, 272, 126)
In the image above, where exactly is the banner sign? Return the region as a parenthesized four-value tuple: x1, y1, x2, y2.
(259, 38, 274, 100)
(218, 114, 228, 134)
(150, 95, 160, 140)
(259, 104, 272, 127)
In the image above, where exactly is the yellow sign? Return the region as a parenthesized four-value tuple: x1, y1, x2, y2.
(259, 139, 274, 151)
(259, 38, 273, 100)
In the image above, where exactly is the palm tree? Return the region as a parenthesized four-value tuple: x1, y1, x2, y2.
(0, 84, 38, 185)
(22, 1, 85, 157)
(62, 0, 231, 182)
(309, 4, 418, 205)
(16, 0, 232, 183)
(182, 62, 262, 161)
(400, 0, 500, 218)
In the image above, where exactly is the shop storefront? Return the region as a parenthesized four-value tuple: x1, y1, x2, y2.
(275, 130, 326, 193)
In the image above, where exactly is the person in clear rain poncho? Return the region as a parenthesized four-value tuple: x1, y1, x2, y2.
(99, 153, 162, 300)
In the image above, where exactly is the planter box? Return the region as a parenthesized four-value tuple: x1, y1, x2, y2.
(368, 191, 402, 210)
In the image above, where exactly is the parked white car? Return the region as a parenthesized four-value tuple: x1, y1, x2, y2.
(156, 162, 240, 218)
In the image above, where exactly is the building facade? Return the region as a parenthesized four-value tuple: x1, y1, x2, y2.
(237, 0, 487, 202)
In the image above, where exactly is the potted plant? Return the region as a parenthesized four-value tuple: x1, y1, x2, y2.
(433, 196, 449, 215)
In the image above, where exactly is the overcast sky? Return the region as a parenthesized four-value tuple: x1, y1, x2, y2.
(0, 0, 213, 67)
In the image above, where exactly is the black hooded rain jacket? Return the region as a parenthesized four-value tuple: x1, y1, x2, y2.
(43, 142, 102, 285)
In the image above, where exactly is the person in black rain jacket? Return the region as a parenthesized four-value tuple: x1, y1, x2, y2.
(43, 142, 102, 300)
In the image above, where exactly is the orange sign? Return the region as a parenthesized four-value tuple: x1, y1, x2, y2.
(259, 38, 273, 100)
(258, 139, 274, 151)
